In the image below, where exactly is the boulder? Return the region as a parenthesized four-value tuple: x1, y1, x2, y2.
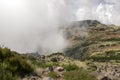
(56, 67, 64, 72)
(43, 77, 54, 80)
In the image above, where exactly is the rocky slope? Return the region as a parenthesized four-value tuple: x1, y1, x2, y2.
(64, 20, 120, 61)
(22, 20, 120, 80)
(1, 20, 120, 80)
(62, 20, 120, 80)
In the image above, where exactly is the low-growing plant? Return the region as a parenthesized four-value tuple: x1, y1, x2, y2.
(64, 69, 97, 80)
(0, 64, 17, 80)
(48, 72, 58, 79)
(62, 63, 79, 71)
(0, 47, 34, 79)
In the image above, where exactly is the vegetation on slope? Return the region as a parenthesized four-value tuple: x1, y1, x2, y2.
(64, 20, 120, 62)
(64, 69, 97, 80)
(0, 47, 34, 79)
(88, 50, 120, 62)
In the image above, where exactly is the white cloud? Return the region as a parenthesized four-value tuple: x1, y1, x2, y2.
(0, 0, 120, 53)
(75, 0, 120, 25)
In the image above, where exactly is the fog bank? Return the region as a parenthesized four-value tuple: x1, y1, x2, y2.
(0, 0, 120, 53)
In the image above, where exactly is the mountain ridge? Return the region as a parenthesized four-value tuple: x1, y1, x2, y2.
(1, 20, 120, 80)
(64, 20, 120, 60)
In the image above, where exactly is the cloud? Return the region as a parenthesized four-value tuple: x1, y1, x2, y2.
(75, 0, 120, 25)
(0, 0, 71, 53)
(0, 0, 120, 53)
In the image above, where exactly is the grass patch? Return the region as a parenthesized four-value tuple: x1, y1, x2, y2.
(64, 69, 97, 80)
(48, 72, 58, 79)
(102, 37, 120, 41)
(62, 63, 79, 71)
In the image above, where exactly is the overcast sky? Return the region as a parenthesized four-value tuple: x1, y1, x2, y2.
(0, 0, 120, 53)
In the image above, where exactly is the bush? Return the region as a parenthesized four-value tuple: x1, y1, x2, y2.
(48, 72, 58, 79)
(0, 64, 17, 80)
(62, 64, 79, 71)
(102, 37, 120, 41)
(30, 58, 59, 68)
(7, 56, 34, 76)
(88, 50, 120, 62)
(64, 69, 97, 80)
(0, 47, 34, 78)
(32, 61, 53, 68)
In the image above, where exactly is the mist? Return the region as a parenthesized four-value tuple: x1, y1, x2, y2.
(0, 0, 120, 53)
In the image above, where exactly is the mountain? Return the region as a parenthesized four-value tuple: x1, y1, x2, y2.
(23, 20, 120, 80)
(1, 20, 120, 80)
(64, 20, 120, 61)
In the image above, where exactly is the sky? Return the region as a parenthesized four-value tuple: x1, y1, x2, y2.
(0, 0, 120, 53)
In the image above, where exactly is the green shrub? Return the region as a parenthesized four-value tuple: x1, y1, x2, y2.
(62, 64, 79, 71)
(87, 50, 120, 62)
(99, 45, 105, 48)
(31, 59, 59, 68)
(102, 37, 120, 41)
(0, 64, 17, 80)
(48, 72, 58, 79)
(64, 69, 97, 80)
(7, 56, 34, 75)
(0, 47, 34, 78)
